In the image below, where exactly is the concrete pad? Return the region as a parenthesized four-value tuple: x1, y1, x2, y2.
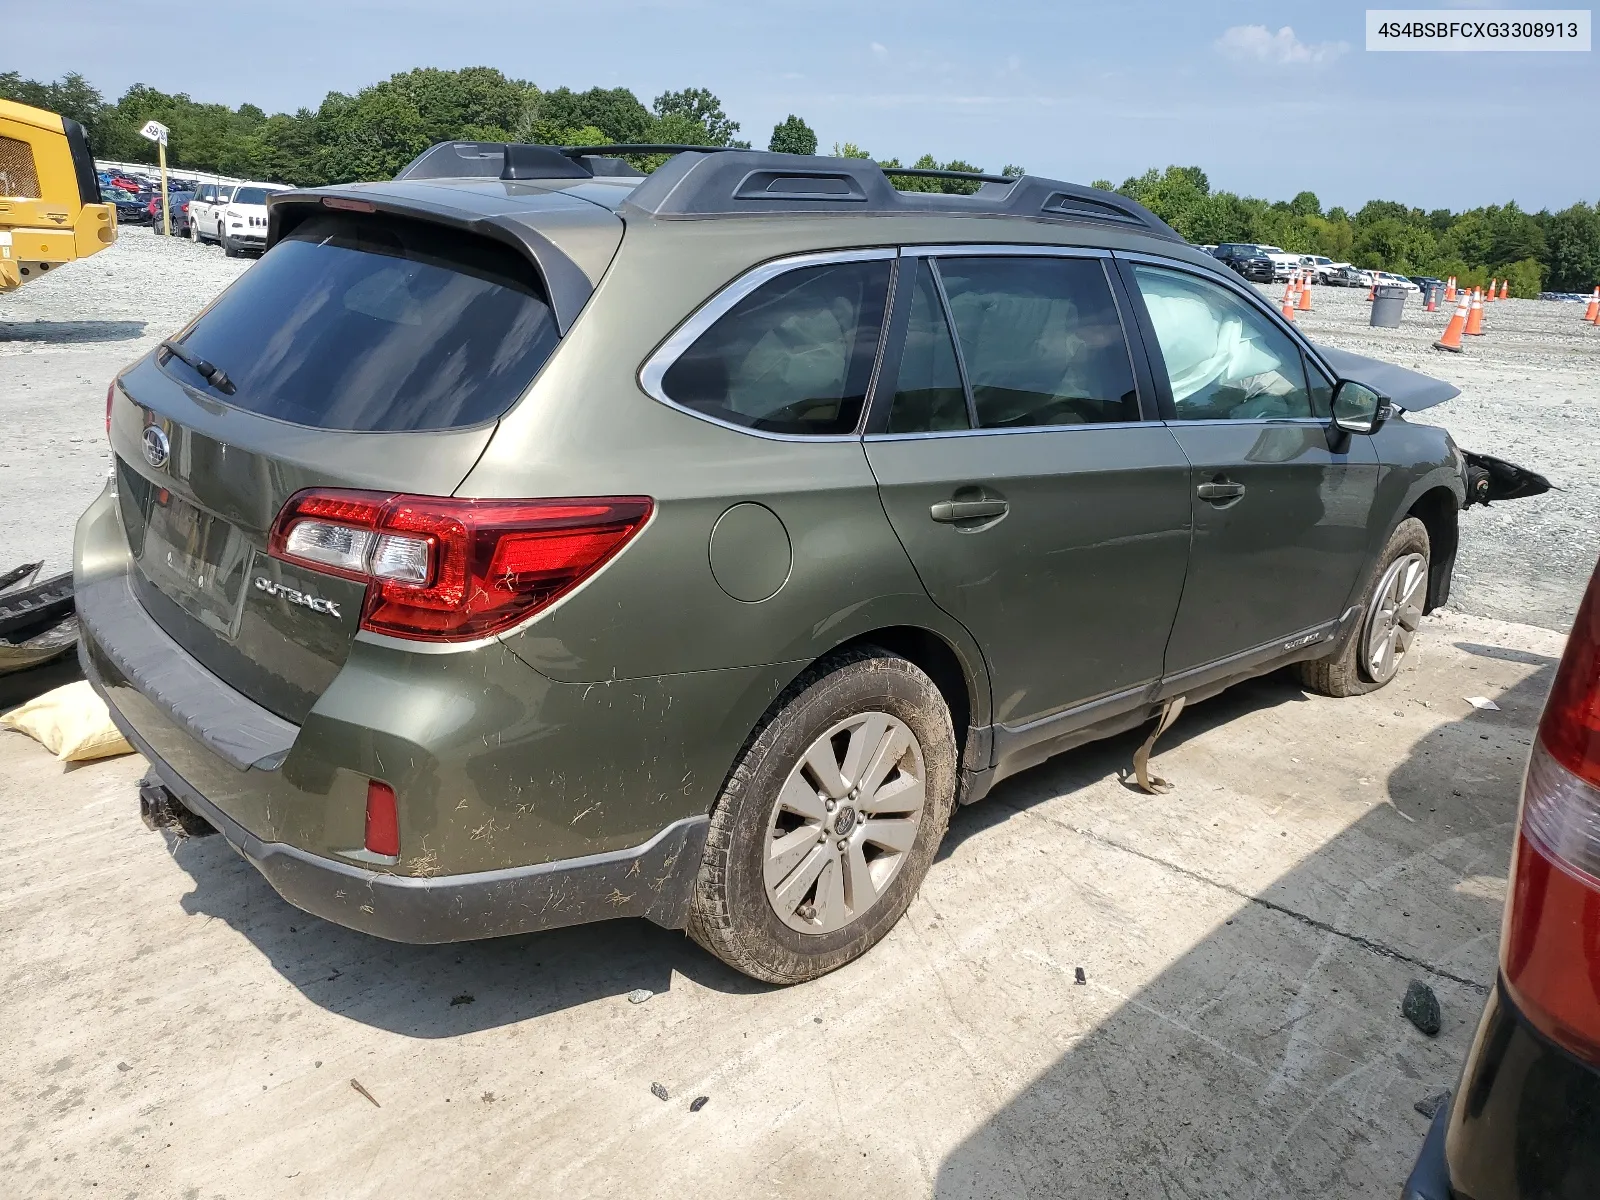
(0, 609, 1562, 1197)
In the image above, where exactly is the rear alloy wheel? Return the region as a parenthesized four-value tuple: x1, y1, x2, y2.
(689, 650, 957, 984)
(763, 711, 927, 936)
(1297, 516, 1431, 697)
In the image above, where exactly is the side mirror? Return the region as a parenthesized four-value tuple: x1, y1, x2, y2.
(1331, 380, 1389, 436)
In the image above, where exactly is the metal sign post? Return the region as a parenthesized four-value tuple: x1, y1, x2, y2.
(138, 120, 171, 235)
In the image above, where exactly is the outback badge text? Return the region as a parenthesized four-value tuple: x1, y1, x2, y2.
(254, 576, 341, 617)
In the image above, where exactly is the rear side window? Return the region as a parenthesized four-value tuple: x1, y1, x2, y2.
(886, 260, 969, 434)
(232, 186, 275, 205)
(659, 260, 890, 435)
(161, 213, 560, 432)
(936, 256, 1138, 428)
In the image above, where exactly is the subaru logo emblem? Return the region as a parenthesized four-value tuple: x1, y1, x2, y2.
(142, 425, 170, 469)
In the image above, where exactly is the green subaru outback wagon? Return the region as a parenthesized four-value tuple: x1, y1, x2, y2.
(76, 143, 1472, 982)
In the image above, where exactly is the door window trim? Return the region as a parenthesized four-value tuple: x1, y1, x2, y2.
(864, 245, 1153, 439)
(636, 247, 897, 442)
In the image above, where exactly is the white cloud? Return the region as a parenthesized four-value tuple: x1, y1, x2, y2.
(870, 41, 889, 60)
(1215, 24, 1348, 66)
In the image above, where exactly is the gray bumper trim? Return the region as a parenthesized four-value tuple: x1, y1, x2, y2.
(83, 648, 710, 943)
(75, 573, 298, 771)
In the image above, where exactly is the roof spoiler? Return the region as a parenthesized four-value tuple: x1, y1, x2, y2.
(263, 189, 599, 335)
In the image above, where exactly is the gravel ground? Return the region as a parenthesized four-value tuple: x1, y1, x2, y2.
(2, 231, 1593, 629)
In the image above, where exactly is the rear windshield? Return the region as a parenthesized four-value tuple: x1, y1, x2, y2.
(231, 186, 276, 205)
(161, 213, 560, 432)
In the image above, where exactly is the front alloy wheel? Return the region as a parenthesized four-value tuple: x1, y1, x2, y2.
(1363, 552, 1426, 683)
(763, 712, 926, 936)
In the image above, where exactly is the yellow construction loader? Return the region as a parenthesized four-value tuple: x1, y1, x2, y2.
(0, 98, 116, 292)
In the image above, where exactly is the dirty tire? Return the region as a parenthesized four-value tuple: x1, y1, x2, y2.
(688, 649, 957, 985)
(1296, 516, 1430, 698)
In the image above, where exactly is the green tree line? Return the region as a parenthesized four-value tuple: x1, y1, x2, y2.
(5, 69, 1596, 294)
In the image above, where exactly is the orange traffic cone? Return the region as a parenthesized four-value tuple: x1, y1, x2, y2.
(1433, 297, 1469, 352)
(1365, 275, 1377, 301)
(1297, 272, 1313, 311)
(1426, 286, 1439, 313)
(1586, 289, 1600, 322)
(1484, 279, 1496, 303)
(1464, 290, 1485, 336)
(1499, 279, 1509, 301)
(1281, 284, 1297, 321)
(1445, 276, 1457, 302)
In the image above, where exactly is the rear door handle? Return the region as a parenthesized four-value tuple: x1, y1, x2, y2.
(1196, 481, 1246, 502)
(930, 499, 1009, 523)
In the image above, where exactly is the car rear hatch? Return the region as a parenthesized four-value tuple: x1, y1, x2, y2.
(109, 194, 621, 724)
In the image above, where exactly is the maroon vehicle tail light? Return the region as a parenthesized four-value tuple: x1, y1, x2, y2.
(1503, 564, 1600, 1063)
(267, 489, 652, 642)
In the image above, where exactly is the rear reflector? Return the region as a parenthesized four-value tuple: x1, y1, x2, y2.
(364, 780, 399, 857)
(1503, 564, 1600, 1064)
(268, 489, 652, 641)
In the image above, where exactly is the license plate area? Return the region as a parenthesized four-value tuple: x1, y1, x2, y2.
(119, 460, 255, 637)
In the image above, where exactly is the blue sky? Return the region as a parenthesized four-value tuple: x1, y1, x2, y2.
(14, 0, 1597, 211)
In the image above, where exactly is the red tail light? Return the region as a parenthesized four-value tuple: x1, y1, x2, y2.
(268, 489, 652, 642)
(364, 780, 399, 857)
(1503, 563, 1600, 1063)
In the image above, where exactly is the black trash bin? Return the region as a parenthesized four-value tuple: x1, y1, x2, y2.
(1422, 283, 1444, 309)
(1371, 285, 1407, 328)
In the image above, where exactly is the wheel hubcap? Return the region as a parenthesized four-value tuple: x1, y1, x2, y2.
(1362, 552, 1427, 683)
(763, 711, 926, 936)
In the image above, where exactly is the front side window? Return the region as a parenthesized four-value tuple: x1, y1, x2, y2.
(216, 185, 235, 203)
(659, 259, 890, 435)
(1131, 265, 1312, 421)
(937, 256, 1138, 428)
(232, 186, 275, 205)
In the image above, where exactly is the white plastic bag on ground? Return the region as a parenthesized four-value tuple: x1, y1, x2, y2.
(1, 680, 134, 762)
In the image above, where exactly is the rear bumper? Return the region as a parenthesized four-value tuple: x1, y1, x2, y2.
(103, 692, 708, 943)
(1403, 976, 1600, 1200)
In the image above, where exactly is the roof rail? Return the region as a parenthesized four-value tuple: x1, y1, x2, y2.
(878, 166, 1019, 185)
(391, 142, 1180, 240)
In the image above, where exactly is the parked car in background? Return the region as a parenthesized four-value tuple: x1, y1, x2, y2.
(1297, 255, 1350, 283)
(149, 191, 196, 236)
(215, 183, 289, 256)
(188, 182, 235, 244)
(82, 143, 1481, 986)
(107, 187, 149, 226)
(1403, 555, 1600, 1200)
(1376, 272, 1421, 293)
(1257, 246, 1299, 281)
(1211, 242, 1275, 282)
(1325, 266, 1367, 288)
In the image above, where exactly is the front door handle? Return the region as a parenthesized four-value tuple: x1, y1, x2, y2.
(1196, 481, 1246, 502)
(930, 498, 1009, 523)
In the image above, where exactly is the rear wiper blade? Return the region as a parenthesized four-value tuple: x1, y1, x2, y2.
(159, 339, 236, 396)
